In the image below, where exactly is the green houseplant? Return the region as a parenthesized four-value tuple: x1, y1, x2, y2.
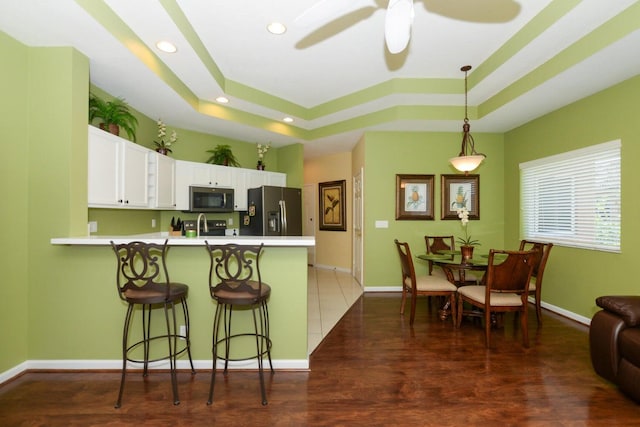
(206, 144, 240, 167)
(89, 93, 138, 142)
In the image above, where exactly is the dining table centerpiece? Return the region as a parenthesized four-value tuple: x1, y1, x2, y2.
(456, 207, 480, 261)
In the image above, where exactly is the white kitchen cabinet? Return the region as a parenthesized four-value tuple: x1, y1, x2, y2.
(232, 169, 288, 211)
(233, 169, 264, 211)
(88, 126, 149, 208)
(150, 152, 176, 209)
(175, 160, 288, 211)
(265, 171, 286, 187)
(189, 162, 233, 187)
(174, 161, 191, 211)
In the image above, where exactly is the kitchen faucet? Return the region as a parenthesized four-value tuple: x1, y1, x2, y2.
(197, 213, 208, 238)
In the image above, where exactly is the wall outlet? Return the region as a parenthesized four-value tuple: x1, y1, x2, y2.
(225, 228, 239, 236)
(228, 217, 233, 226)
(151, 219, 156, 228)
(179, 325, 186, 340)
(88, 221, 98, 233)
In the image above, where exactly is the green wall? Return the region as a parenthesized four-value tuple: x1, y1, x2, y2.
(504, 74, 640, 319)
(363, 131, 505, 287)
(0, 31, 29, 372)
(0, 32, 307, 375)
(278, 143, 304, 188)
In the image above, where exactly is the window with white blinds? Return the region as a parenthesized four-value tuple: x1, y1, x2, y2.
(520, 140, 621, 252)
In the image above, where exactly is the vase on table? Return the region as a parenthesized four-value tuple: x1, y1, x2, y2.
(460, 245, 474, 263)
(257, 160, 265, 170)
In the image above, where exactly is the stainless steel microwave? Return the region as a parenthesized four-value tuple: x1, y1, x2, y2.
(188, 186, 234, 213)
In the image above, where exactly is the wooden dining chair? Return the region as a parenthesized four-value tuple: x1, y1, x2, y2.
(519, 240, 553, 325)
(456, 249, 536, 348)
(395, 239, 458, 325)
(425, 235, 481, 284)
(424, 235, 455, 278)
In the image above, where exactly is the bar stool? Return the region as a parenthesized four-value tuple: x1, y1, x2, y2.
(111, 239, 195, 408)
(204, 242, 273, 406)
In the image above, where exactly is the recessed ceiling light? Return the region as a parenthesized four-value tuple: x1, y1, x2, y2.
(283, 117, 294, 123)
(267, 22, 286, 35)
(156, 40, 177, 53)
(216, 96, 229, 104)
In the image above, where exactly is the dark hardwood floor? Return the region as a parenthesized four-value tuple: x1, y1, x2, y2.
(1, 293, 638, 426)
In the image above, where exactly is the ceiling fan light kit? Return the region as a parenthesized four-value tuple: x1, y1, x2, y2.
(450, 65, 486, 174)
(385, 0, 414, 54)
(296, 0, 415, 54)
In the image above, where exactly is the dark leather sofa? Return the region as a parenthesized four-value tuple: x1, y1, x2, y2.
(590, 295, 640, 403)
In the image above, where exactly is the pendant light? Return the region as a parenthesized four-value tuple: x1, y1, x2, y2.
(449, 65, 485, 174)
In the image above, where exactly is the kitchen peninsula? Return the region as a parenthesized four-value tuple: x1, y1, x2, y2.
(50, 234, 315, 370)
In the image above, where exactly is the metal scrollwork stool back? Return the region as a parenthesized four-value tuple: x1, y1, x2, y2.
(111, 239, 195, 408)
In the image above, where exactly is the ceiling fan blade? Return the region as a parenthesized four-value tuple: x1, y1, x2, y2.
(385, 0, 414, 54)
(295, 0, 362, 27)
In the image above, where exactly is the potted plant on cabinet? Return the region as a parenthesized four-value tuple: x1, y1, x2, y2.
(88, 92, 138, 142)
(153, 119, 178, 155)
(205, 144, 240, 167)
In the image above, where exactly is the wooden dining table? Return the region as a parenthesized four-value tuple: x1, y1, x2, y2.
(417, 250, 505, 322)
(417, 250, 489, 286)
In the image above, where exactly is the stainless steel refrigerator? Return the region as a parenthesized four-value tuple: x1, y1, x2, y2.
(240, 186, 302, 236)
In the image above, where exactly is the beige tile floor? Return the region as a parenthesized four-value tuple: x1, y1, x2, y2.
(307, 267, 363, 354)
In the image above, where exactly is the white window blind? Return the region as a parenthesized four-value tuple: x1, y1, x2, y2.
(520, 140, 621, 252)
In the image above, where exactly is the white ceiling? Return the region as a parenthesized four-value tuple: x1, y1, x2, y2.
(1, 0, 639, 158)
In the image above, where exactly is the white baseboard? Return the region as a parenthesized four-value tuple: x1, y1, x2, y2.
(0, 361, 29, 385)
(362, 287, 592, 326)
(364, 286, 402, 292)
(313, 264, 351, 274)
(0, 359, 309, 386)
(535, 298, 591, 325)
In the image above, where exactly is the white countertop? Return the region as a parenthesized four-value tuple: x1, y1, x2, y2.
(51, 232, 315, 247)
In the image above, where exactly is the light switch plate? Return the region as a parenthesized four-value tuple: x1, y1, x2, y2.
(375, 220, 388, 228)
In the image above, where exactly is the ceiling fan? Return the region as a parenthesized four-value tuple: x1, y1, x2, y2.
(295, 0, 415, 54)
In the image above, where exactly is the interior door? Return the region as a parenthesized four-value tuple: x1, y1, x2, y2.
(353, 168, 363, 286)
(303, 184, 316, 265)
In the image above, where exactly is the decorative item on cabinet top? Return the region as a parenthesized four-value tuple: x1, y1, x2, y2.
(256, 143, 271, 170)
(88, 92, 138, 142)
(153, 119, 178, 155)
(205, 144, 240, 167)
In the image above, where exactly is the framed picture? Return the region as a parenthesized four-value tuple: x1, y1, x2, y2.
(319, 180, 346, 231)
(395, 174, 435, 220)
(441, 174, 480, 220)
